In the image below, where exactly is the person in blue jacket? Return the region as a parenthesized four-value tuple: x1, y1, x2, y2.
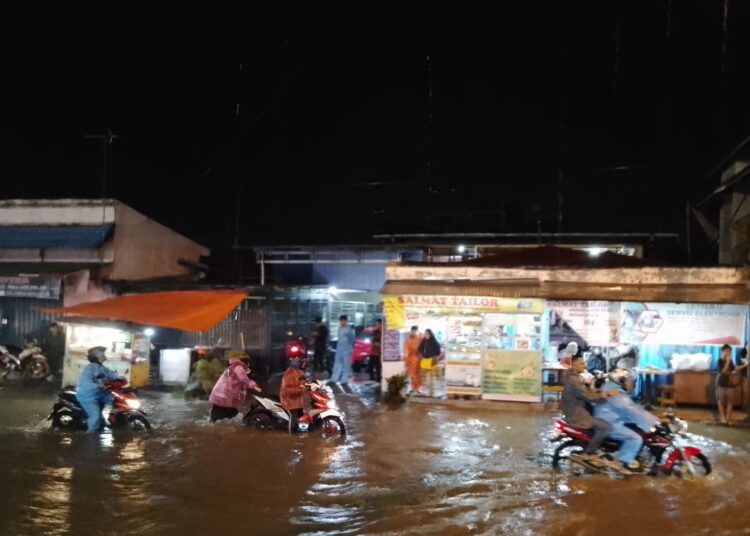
(77, 346, 125, 433)
(593, 369, 659, 472)
(330, 315, 355, 387)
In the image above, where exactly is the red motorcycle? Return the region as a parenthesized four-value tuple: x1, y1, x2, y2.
(49, 379, 151, 431)
(551, 416, 711, 477)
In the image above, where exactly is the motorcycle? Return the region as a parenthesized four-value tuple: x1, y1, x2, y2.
(48, 379, 151, 431)
(243, 379, 346, 437)
(551, 415, 711, 477)
(0, 341, 50, 380)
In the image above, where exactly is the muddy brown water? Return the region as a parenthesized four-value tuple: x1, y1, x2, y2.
(1, 384, 750, 536)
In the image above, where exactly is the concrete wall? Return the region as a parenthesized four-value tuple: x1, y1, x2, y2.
(719, 162, 750, 265)
(385, 264, 750, 285)
(108, 203, 210, 281)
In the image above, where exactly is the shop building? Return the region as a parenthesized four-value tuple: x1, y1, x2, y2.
(381, 247, 750, 405)
(0, 199, 209, 348)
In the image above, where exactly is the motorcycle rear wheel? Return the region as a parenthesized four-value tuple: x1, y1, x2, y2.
(243, 409, 274, 430)
(51, 410, 84, 431)
(321, 416, 346, 438)
(552, 439, 585, 471)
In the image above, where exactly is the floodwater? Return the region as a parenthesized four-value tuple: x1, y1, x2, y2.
(2, 383, 750, 536)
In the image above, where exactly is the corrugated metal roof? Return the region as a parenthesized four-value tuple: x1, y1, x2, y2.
(0, 225, 113, 248)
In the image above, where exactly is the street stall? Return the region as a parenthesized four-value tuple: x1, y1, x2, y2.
(41, 290, 249, 387)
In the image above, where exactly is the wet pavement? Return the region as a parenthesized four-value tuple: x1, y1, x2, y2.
(2, 381, 750, 536)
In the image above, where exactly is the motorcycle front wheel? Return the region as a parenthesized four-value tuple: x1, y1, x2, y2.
(125, 414, 151, 431)
(321, 416, 346, 438)
(24, 358, 49, 380)
(670, 452, 711, 478)
(551, 439, 585, 471)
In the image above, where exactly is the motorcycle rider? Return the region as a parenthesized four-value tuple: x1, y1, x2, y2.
(562, 354, 620, 467)
(77, 346, 125, 433)
(280, 357, 306, 434)
(592, 369, 658, 472)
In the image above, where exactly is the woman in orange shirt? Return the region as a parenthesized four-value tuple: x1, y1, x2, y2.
(403, 326, 422, 394)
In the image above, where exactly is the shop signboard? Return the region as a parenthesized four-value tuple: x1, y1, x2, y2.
(548, 300, 619, 345)
(0, 276, 60, 299)
(620, 302, 748, 345)
(384, 295, 545, 330)
(481, 350, 542, 402)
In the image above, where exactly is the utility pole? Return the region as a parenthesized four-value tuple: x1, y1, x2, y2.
(84, 129, 117, 268)
(83, 129, 118, 201)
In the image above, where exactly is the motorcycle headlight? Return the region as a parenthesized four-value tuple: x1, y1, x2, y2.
(125, 399, 141, 410)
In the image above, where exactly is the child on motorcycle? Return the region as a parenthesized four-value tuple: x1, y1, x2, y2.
(77, 346, 126, 433)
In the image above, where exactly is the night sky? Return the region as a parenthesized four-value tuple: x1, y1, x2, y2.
(3, 2, 750, 252)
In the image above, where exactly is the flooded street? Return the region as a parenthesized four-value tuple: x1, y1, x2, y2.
(2, 384, 750, 536)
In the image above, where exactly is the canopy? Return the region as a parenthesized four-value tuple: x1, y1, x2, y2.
(41, 290, 248, 332)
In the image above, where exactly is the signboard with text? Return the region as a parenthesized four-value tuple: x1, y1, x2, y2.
(481, 350, 542, 402)
(620, 302, 747, 345)
(0, 276, 60, 299)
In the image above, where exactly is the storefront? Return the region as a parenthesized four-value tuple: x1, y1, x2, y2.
(383, 295, 548, 402)
(381, 252, 750, 405)
(62, 322, 151, 388)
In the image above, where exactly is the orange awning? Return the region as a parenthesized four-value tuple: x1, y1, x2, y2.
(41, 290, 248, 332)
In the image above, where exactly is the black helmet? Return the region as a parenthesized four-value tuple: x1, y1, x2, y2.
(87, 346, 107, 363)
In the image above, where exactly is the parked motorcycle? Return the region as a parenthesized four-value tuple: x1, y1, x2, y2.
(243, 379, 346, 437)
(0, 341, 50, 380)
(551, 415, 711, 477)
(48, 379, 151, 431)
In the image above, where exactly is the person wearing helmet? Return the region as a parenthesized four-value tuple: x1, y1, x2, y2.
(208, 353, 259, 422)
(592, 369, 660, 472)
(280, 358, 306, 433)
(77, 346, 126, 433)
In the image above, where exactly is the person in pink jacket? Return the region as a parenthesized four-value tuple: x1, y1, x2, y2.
(209, 356, 259, 422)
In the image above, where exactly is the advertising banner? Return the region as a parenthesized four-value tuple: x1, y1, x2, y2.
(620, 302, 748, 345)
(445, 361, 482, 395)
(548, 300, 620, 345)
(382, 329, 402, 362)
(481, 350, 542, 402)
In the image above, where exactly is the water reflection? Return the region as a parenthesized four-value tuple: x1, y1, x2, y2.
(2, 386, 750, 535)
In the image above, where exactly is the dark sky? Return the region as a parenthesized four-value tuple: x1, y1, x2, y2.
(3, 1, 750, 249)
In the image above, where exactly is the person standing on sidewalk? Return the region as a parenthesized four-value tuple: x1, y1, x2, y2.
(330, 315, 355, 389)
(404, 326, 422, 395)
(716, 344, 739, 425)
(367, 319, 382, 382)
(311, 316, 330, 376)
(418, 329, 442, 396)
